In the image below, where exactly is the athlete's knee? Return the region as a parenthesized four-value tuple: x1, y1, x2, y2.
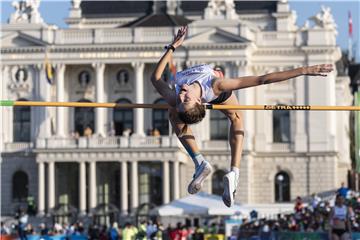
(228, 112, 243, 124)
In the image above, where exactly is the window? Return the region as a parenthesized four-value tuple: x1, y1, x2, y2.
(138, 162, 163, 206)
(78, 71, 91, 88)
(273, 109, 290, 143)
(116, 69, 129, 86)
(15, 68, 28, 82)
(12, 170, 28, 201)
(210, 110, 228, 140)
(13, 98, 31, 142)
(152, 99, 169, 135)
(55, 163, 79, 207)
(113, 99, 133, 136)
(275, 171, 290, 202)
(96, 162, 121, 208)
(74, 99, 94, 136)
(212, 170, 226, 196)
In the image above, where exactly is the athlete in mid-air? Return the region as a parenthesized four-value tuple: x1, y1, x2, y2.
(151, 26, 333, 207)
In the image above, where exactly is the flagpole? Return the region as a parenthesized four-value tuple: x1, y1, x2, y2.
(348, 11, 353, 61)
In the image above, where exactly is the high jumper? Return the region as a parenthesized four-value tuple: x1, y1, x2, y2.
(151, 26, 333, 207)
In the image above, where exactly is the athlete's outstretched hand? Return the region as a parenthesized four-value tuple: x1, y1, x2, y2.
(304, 64, 333, 76)
(171, 26, 188, 49)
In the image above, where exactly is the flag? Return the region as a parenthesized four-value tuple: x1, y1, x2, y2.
(45, 49, 55, 85)
(349, 11, 353, 37)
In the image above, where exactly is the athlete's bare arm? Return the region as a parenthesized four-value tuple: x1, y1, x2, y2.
(151, 26, 187, 106)
(212, 64, 333, 95)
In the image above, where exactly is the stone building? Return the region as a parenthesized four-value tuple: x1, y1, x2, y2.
(0, 0, 352, 220)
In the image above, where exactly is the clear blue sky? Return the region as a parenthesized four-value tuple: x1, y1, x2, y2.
(1, 0, 359, 61)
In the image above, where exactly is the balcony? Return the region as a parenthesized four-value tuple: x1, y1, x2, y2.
(4, 142, 33, 152)
(35, 135, 180, 150)
(54, 28, 174, 45)
(2, 137, 231, 153)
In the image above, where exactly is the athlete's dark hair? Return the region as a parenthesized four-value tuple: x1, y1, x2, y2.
(214, 65, 225, 75)
(178, 103, 206, 124)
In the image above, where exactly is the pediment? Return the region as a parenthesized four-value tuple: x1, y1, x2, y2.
(1, 32, 47, 48)
(184, 28, 249, 44)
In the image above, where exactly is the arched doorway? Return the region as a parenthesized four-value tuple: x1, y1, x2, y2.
(12, 170, 29, 201)
(275, 171, 291, 202)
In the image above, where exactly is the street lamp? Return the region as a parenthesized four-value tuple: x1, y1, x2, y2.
(277, 174, 284, 202)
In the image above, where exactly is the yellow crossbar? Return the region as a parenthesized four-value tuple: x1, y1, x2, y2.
(1, 100, 360, 111)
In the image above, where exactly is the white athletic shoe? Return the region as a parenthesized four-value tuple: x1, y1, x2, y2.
(222, 171, 238, 207)
(187, 161, 213, 194)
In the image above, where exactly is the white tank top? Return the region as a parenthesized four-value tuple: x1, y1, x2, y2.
(175, 64, 221, 103)
(333, 205, 347, 221)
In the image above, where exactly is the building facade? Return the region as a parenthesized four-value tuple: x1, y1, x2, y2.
(0, 0, 352, 219)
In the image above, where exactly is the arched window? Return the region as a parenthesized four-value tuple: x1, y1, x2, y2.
(212, 170, 226, 196)
(74, 99, 94, 136)
(275, 171, 290, 202)
(152, 99, 169, 135)
(210, 110, 228, 140)
(12, 170, 28, 201)
(113, 98, 133, 136)
(13, 98, 31, 142)
(273, 109, 290, 143)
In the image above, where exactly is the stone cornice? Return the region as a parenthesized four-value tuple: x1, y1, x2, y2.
(254, 47, 304, 56)
(246, 151, 338, 158)
(1, 42, 249, 54)
(1, 46, 45, 54)
(254, 46, 339, 56)
(35, 148, 184, 162)
(300, 46, 339, 54)
(33, 147, 179, 154)
(186, 42, 249, 50)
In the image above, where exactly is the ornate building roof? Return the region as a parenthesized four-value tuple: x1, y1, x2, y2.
(80, 0, 277, 18)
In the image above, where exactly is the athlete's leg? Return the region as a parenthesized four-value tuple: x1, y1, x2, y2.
(220, 93, 244, 169)
(218, 93, 244, 207)
(169, 108, 212, 194)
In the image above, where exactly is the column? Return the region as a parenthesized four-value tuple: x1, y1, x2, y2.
(48, 161, 55, 212)
(306, 56, 337, 151)
(55, 64, 66, 137)
(93, 63, 106, 137)
(253, 66, 267, 151)
(295, 71, 308, 152)
(131, 161, 138, 210)
(235, 61, 255, 151)
(173, 161, 180, 199)
(0, 66, 7, 159)
(36, 64, 52, 138)
(89, 161, 97, 209)
(79, 161, 87, 214)
(121, 161, 128, 214)
(132, 62, 145, 136)
(37, 162, 45, 215)
(163, 160, 170, 204)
